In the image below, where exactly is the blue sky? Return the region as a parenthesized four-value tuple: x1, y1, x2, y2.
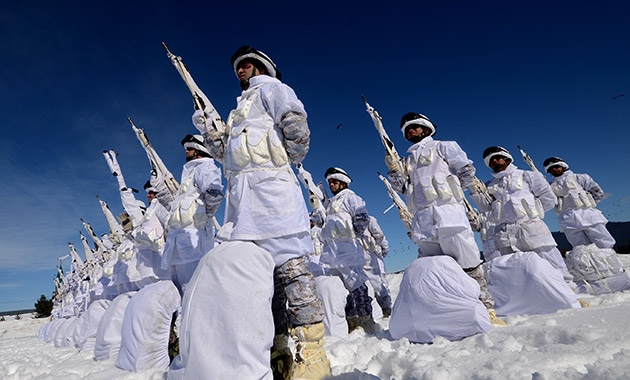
(1, 1, 628, 312)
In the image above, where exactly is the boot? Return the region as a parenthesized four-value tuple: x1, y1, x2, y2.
(346, 315, 376, 334)
(381, 307, 392, 318)
(488, 308, 507, 327)
(271, 334, 293, 380)
(578, 298, 590, 308)
(289, 322, 331, 380)
(346, 315, 359, 333)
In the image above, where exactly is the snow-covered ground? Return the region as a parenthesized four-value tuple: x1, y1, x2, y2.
(3, 256, 630, 380)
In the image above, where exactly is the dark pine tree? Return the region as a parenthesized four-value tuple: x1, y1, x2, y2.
(34, 294, 53, 318)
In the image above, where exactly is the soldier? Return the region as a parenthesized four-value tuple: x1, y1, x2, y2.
(185, 46, 329, 379)
(543, 156, 615, 249)
(161, 134, 223, 295)
(388, 112, 503, 325)
(471, 147, 575, 288)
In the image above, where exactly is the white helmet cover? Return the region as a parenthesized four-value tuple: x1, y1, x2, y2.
(483, 146, 513, 168)
(325, 167, 352, 184)
(543, 157, 569, 172)
(181, 134, 211, 157)
(231, 46, 280, 79)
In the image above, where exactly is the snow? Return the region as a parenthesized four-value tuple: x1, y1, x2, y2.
(3, 257, 630, 379)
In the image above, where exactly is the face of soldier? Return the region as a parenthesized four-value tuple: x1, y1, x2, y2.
(404, 124, 431, 144)
(185, 147, 198, 162)
(236, 60, 265, 90)
(489, 156, 511, 172)
(548, 165, 566, 177)
(328, 179, 347, 195)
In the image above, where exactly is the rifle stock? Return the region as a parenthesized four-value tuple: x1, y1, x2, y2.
(296, 164, 326, 215)
(67, 242, 84, 268)
(96, 196, 124, 244)
(461, 197, 482, 232)
(79, 231, 95, 263)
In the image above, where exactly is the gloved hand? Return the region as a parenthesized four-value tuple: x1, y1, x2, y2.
(385, 153, 400, 172)
(309, 209, 325, 227)
(204, 188, 224, 217)
(192, 110, 209, 134)
(467, 212, 482, 232)
(280, 112, 310, 164)
(309, 194, 323, 211)
(468, 178, 494, 211)
(469, 178, 485, 195)
(456, 164, 476, 190)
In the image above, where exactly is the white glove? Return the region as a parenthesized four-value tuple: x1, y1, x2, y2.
(192, 110, 209, 134)
(469, 178, 486, 195)
(385, 153, 400, 172)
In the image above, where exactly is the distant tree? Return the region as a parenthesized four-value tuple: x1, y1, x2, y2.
(34, 294, 53, 318)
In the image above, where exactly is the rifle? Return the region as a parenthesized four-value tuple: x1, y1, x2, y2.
(377, 172, 413, 235)
(67, 242, 84, 271)
(96, 195, 125, 244)
(462, 197, 482, 232)
(128, 118, 180, 198)
(162, 42, 226, 135)
(56, 255, 70, 285)
(362, 95, 406, 177)
(296, 163, 326, 216)
(79, 231, 95, 263)
(56, 266, 67, 286)
(470, 177, 494, 202)
(80, 218, 107, 256)
(517, 145, 540, 172)
(102, 149, 145, 225)
(129, 118, 222, 231)
(102, 149, 131, 190)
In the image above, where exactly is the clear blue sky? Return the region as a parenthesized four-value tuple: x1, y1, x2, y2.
(1, 1, 628, 312)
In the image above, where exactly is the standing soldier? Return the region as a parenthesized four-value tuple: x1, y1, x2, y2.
(131, 180, 170, 286)
(543, 156, 615, 249)
(361, 215, 392, 318)
(161, 134, 223, 295)
(187, 46, 330, 379)
(319, 167, 376, 332)
(471, 147, 575, 288)
(388, 112, 504, 326)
